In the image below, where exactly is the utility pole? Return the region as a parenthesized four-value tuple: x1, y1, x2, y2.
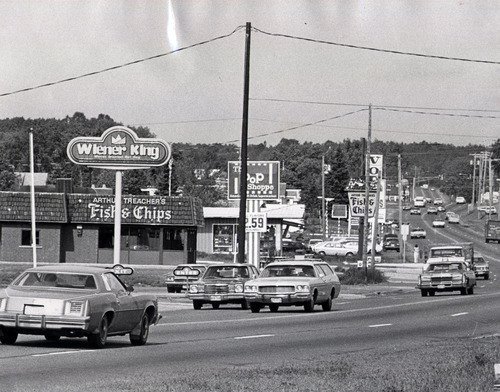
(398, 154, 404, 262)
(237, 22, 251, 264)
(362, 105, 372, 275)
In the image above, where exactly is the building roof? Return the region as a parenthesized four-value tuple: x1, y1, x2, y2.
(203, 204, 305, 220)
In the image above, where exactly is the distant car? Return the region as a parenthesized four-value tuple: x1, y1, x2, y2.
(437, 206, 446, 212)
(410, 227, 426, 239)
(478, 206, 497, 215)
(417, 261, 476, 296)
(383, 237, 400, 252)
(187, 263, 260, 310)
(166, 264, 208, 293)
(448, 213, 460, 224)
(425, 197, 432, 204)
(433, 198, 443, 205)
(282, 238, 306, 253)
(244, 260, 341, 313)
(432, 218, 445, 228)
(456, 196, 466, 204)
(306, 239, 323, 252)
(472, 255, 489, 280)
(402, 204, 412, 211)
(0, 264, 161, 348)
(427, 206, 438, 214)
(314, 240, 359, 257)
(410, 208, 421, 215)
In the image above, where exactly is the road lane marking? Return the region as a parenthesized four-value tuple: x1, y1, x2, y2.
(234, 334, 274, 340)
(32, 350, 92, 357)
(368, 324, 392, 328)
(450, 312, 469, 317)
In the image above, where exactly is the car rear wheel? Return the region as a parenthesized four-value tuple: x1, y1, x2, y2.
(88, 315, 109, 349)
(0, 327, 18, 345)
(250, 303, 261, 313)
(269, 304, 279, 312)
(421, 289, 428, 297)
(130, 313, 150, 346)
(193, 300, 203, 310)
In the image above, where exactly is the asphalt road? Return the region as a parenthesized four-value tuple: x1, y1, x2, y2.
(1, 193, 500, 391)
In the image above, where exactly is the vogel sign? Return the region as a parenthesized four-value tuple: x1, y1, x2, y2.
(67, 126, 171, 169)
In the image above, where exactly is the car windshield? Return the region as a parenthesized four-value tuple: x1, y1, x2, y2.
(431, 249, 463, 257)
(261, 265, 316, 278)
(13, 272, 97, 289)
(203, 266, 249, 279)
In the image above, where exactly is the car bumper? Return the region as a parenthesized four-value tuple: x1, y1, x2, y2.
(417, 282, 466, 291)
(0, 312, 90, 332)
(187, 294, 245, 303)
(245, 293, 312, 305)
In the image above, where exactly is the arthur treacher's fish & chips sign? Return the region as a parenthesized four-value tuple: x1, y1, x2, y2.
(67, 126, 171, 169)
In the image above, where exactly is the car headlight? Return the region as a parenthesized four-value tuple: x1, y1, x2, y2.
(189, 285, 199, 294)
(296, 284, 310, 292)
(64, 300, 88, 316)
(0, 298, 6, 312)
(245, 284, 258, 293)
(166, 276, 174, 282)
(234, 283, 244, 293)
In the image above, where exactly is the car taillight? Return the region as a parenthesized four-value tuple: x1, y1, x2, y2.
(64, 300, 88, 316)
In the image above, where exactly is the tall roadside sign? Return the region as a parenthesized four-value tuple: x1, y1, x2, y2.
(228, 161, 280, 266)
(67, 126, 171, 265)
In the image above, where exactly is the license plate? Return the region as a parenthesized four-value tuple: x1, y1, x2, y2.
(210, 295, 222, 301)
(437, 284, 445, 289)
(271, 297, 282, 303)
(24, 304, 45, 315)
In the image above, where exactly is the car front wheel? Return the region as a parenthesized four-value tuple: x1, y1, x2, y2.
(88, 315, 109, 349)
(304, 297, 315, 312)
(0, 327, 18, 345)
(193, 300, 203, 310)
(130, 313, 150, 346)
(250, 303, 261, 313)
(322, 296, 332, 311)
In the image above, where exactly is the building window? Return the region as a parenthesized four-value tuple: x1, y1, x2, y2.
(213, 224, 237, 253)
(21, 230, 40, 246)
(163, 228, 184, 250)
(98, 227, 114, 249)
(123, 227, 160, 251)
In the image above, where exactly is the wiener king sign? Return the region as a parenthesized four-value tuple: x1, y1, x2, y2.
(67, 126, 171, 169)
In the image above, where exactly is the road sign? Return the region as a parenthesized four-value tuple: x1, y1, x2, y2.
(245, 212, 267, 232)
(228, 161, 280, 200)
(331, 204, 348, 219)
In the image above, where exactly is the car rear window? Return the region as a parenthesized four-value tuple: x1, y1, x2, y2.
(14, 272, 96, 289)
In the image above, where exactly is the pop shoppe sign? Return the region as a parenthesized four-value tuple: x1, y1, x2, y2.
(67, 126, 171, 169)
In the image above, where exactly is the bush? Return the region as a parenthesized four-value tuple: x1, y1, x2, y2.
(340, 266, 387, 285)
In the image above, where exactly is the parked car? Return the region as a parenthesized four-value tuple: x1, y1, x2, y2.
(433, 198, 443, 205)
(306, 239, 323, 252)
(432, 218, 446, 228)
(187, 263, 260, 310)
(417, 261, 476, 296)
(456, 196, 466, 204)
(244, 260, 341, 313)
(383, 235, 400, 252)
(313, 240, 359, 257)
(472, 254, 490, 280)
(427, 206, 438, 214)
(478, 205, 497, 215)
(410, 208, 421, 215)
(166, 263, 208, 293)
(282, 238, 306, 253)
(410, 227, 427, 239)
(0, 264, 161, 348)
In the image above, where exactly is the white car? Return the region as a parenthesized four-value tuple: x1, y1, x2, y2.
(432, 219, 445, 228)
(433, 198, 443, 205)
(456, 196, 466, 204)
(448, 213, 460, 224)
(410, 227, 427, 239)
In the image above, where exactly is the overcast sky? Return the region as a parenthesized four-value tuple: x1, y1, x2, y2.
(2, 0, 499, 147)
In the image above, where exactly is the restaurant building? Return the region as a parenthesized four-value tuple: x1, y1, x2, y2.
(0, 189, 204, 265)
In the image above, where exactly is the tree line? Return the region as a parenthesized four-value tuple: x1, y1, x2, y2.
(0, 113, 498, 217)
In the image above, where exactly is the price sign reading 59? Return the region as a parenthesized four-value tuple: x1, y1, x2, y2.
(245, 212, 267, 233)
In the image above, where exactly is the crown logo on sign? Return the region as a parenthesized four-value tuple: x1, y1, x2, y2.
(111, 135, 126, 144)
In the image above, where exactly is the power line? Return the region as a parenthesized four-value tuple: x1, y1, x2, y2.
(252, 27, 500, 65)
(0, 26, 245, 98)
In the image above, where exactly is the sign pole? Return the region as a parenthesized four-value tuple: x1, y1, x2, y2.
(113, 170, 122, 266)
(29, 129, 37, 268)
